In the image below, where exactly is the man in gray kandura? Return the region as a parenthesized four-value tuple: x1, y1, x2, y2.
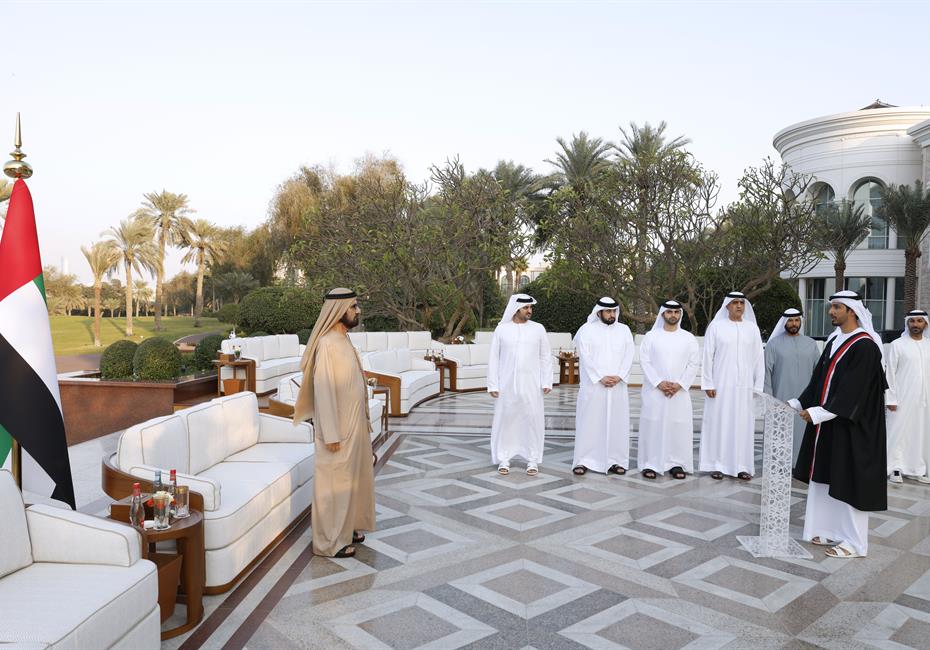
(764, 307, 820, 464)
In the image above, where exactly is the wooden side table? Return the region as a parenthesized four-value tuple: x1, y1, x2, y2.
(371, 386, 390, 433)
(109, 503, 205, 640)
(558, 355, 580, 385)
(212, 358, 255, 395)
(431, 359, 455, 394)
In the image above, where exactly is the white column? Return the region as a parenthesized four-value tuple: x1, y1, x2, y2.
(886, 277, 896, 331)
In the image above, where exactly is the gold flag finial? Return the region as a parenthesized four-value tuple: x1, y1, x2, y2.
(4, 112, 33, 179)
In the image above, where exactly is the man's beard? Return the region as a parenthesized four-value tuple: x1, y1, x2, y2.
(785, 325, 800, 335)
(663, 316, 679, 326)
(910, 326, 924, 336)
(341, 313, 360, 329)
(600, 314, 616, 325)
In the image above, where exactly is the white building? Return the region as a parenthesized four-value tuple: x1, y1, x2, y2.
(774, 101, 930, 337)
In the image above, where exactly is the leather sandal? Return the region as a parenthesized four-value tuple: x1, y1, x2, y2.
(737, 472, 752, 481)
(825, 542, 863, 558)
(642, 469, 657, 479)
(810, 536, 837, 546)
(670, 466, 686, 480)
(352, 531, 365, 544)
(573, 466, 587, 475)
(608, 465, 626, 475)
(334, 545, 356, 558)
(710, 471, 724, 480)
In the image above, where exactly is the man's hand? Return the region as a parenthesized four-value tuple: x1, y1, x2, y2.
(600, 376, 621, 388)
(326, 442, 341, 452)
(799, 410, 812, 423)
(490, 391, 499, 398)
(663, 382, 682, 397)
(705, 389, 716, 398)
(887, 405, 897, 412)
(543, 388, 552, 394)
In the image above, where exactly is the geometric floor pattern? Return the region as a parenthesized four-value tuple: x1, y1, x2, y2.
(65, 387, 930, 649)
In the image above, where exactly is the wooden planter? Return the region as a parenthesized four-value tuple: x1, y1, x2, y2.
(59, 372, 216, 445)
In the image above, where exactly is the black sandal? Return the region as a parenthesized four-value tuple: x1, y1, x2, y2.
(573, 466, 587, 475)
(608, 465, 626, 475)
(642, 469, 657, 479)
(352, 531, 366, 544)
(670, 466, 686, 480)
(710, 471, 724, 480)
(737, 472, 752, 481)
(334, 545, 356, 558)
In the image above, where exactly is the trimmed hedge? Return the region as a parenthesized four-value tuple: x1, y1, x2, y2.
(519, 276, 599, 336)
(215, 303, 239, 325)
(236, 286, 322, 335)
(193, 334, 225, 371)
(100, 340, 138, 379)
(133, 337, 182, 381)
(751, 278, 802, 340)
(250, 330, 269, 337)
(296, 328, 312, 344)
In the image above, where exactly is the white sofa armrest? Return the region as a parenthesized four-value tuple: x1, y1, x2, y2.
(411, 359, 435, 371)
(26, 504, 142, 566)
(260, 414, 314, 443)
(128, 464, 221, 511)
(299, 344, 307, 356)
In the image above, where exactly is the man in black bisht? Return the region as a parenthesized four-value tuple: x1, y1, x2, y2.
(789, 290, 887, 559)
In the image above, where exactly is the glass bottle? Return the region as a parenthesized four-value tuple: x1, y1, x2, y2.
(129, 482, 144, 528)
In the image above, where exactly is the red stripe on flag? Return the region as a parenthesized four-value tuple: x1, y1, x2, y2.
(0, 179, 43, 303)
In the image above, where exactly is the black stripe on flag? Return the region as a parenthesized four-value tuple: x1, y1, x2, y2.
(0, 333, 75, 508)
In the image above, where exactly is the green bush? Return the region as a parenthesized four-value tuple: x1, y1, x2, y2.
(519, 275, 599, 336)
(133, 338, 182, 381)
(236, 286, 322, 334)
(296, 328, 312, 344)
(193, 334, 225, 370)
(99, 340, 138, 379)
(751, 278, 802, 340)
(215, 303, 239, 325)
(250, 330, 269, 337)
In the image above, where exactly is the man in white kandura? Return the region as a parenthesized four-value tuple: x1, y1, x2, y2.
(572, 297, 635, 476)
(699, 291, 764, 481)
(638, 300, 700, 479)
(487, 293, 553, 476)
(885, 309, 930, 484)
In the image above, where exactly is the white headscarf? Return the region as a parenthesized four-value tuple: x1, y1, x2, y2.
(710, 291, 757, 326)
(585, 296, 620, 324)
(827, 290, 883, 351)
(650, 300, 684, 333)
(499, 293, 537, 326)
(767, 308, 804, 344)
(902, 309, 930, 340)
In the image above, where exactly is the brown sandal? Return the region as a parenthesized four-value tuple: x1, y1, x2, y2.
(608, 465, 626, 475)
(642, 469, 657, 479)
(737, 472, 752, 481)
(710, 472, 724, 480)
(352, 531, 365, 544)
(334, 545, 356, 558)
(573, 466, 587, 475)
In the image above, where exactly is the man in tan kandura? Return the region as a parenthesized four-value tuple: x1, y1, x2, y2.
(293, 287, 375, 558)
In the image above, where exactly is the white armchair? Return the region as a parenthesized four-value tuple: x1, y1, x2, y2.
(0, 470, 160, 649)
(361, 348, 440, 415)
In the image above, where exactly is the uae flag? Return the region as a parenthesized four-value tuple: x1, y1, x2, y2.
(0, 178, 75, 508)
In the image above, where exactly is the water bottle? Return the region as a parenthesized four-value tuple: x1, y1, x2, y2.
(153, 469, 163, 494)
(129, 483, 144, 528)
(168, 469, 178, 516)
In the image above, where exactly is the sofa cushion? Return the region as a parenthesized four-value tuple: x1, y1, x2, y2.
(220, 337, 244, 355)
(548, 332, 574, 351)
(225, 443, 314, 487)
(444, 346, 470, 366)
(219, 392, 261, 455)
(366, 331, 388, 351)
(278, 334, 300, 358)
(456, 364, 488, 380)
(387, 332, 408, 350)
(0, 561, 157, 649)
(0, 471, 32, 579)
(241, 337, 264, 362)
(367, 350, 396, 374)
(254, 357, 297, 380)
(198, 461, 299, 550)
(140, 415, 190, 474)
(470, 344, 491, 366)
(259, 335, 279, 361)
(473, 331, 493, 344)
(393, 348, 413, 372)
(399, 370, 439, 397)
(408, 331, 431, 351)
(181, 402, 228, 474)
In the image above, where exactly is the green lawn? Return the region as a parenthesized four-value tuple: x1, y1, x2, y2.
(50, 315, 234, 357)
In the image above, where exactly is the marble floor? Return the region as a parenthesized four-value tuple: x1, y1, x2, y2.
(67, 387, 930, 649)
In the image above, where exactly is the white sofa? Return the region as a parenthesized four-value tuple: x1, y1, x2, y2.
(0, 470, 160, 649)
(220, 334, 307, 394)
(275, 372, 385, 439)
(111, 392, 314, 590)
(348, 330, 439, 357)
(440, 343, 490, 391)
(475, 331, 571, 384)
(361, 348, 440, 416)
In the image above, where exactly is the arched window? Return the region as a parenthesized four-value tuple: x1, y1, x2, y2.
(518, 275, 530, 288)
(812, 183, 835, 213)
(852, 179, 886, 249)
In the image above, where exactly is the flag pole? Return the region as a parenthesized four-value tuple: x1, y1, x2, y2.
(4, 112, 34, 488)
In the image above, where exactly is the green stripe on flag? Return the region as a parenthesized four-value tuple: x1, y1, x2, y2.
(0, 423, 11, 468)
(33, 274, 47, 305)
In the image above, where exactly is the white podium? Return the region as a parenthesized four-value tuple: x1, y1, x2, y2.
(736, 391, 812, 559)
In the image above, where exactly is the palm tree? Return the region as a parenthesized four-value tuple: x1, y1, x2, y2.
(180, 219, 228, 326)
(816, 200, 871, 293)
(135, 190, 193, 330)
(879, 181, 930, 313)
(135, 281, 153, 317)
(81, 241, 120, 347)
(215, 270, 258, 303)
(616, 121, 691, 167)
(103, 218, 158, 336)
(545, 132, 612, 195)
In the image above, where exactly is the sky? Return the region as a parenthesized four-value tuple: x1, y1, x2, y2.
(1, 0, 929, 284)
